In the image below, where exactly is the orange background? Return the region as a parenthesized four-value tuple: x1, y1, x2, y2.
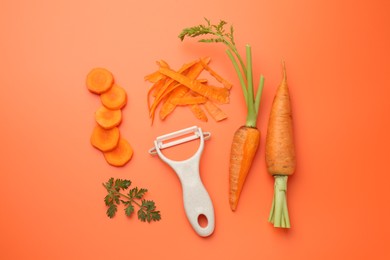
(1, 0, 390, 259)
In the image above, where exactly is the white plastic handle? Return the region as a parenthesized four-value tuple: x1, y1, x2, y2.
(152, 128, 215, 237)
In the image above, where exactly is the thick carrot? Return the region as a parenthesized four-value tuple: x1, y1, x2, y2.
(95, 106, 122, 129)
(100, 84, 127, 110)
(265, 62, 295, 228)
(229, 126, 260, 211)
(179, 19, 265, 211)
(103, 138, 133, 167)
(90, 125, 120, 152)
(86, 68, 114, 94)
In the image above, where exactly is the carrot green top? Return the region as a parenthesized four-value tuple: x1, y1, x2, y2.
(179, 18, 264, 127)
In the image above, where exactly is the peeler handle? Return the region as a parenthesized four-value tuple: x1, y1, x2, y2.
(172, 161, 215, 237)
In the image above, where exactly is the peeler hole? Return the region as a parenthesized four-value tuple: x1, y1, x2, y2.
(197, 214, 208, 228)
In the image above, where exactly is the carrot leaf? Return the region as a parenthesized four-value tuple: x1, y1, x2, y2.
(103, 178, 161, 222)
(179, 18, 264, 127)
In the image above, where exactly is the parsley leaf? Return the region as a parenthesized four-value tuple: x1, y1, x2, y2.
(102, 178, 161, 223)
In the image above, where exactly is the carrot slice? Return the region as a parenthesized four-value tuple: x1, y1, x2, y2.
(86, 68, 114, 94)
(103, 138, 133, 167)
(95, 106, 122, 129)
(90, 125, 120, 152)
(100, 84, 127, 110)
(159, 67, 230, 104)
(204, 100, 228, 121)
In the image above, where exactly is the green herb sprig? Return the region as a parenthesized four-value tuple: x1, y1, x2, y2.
(102, 178, 161, 222)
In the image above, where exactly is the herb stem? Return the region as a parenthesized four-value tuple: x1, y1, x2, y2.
(102, 184, 142, 207)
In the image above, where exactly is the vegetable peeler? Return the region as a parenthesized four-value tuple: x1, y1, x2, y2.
(149, 126, 215, 237)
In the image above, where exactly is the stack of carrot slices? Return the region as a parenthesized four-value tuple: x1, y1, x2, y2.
(87, 68, 133, 167)
(145, 57, 232, 123)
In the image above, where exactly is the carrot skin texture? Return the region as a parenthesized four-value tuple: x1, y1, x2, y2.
(265, 66, 295, 176)
(229, 126, 260, 211)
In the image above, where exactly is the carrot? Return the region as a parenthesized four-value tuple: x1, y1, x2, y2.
(90, 125, 120, 152)
(100, 84, 127, 110)
(229, 126, 260, 210)
(103, 138, 133, 167)
(95, 106, 122, 129)
(86, 68, 114, 94)
(265, 62, 295, 228)
(179, 19, 265, 211)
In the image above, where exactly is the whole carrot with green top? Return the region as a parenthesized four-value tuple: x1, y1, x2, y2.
(265, 62, 296, 228)
(179, 18, 265, 211)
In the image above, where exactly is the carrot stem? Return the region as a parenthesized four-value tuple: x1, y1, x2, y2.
(268, 175, 290, 228)
(245, 45, 257, 127)
(226, 49, 248, 103)
(255, 75, 264, 115)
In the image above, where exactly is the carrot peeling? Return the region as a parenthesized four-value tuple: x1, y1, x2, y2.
(203, 100, 228, 122)
(200, 59, 233, 90)
(145, 57, 230, 123)
(265, 62, 295, 228)
(158, 67, 230, 104)
(171, 94, 207, 105)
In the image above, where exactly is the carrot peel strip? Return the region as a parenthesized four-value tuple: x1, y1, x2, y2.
(204, 100, 228, 121)
(201, 59, 233, 89)
(159, 67, 230, 104)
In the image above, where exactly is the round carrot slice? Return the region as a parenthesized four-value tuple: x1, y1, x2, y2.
(90, 125, 120, 152)
(103, 138, 133, 167)
(100, 84, 127, 109)
(86, 68, 114, 94)
(95, 106, 122, 129)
